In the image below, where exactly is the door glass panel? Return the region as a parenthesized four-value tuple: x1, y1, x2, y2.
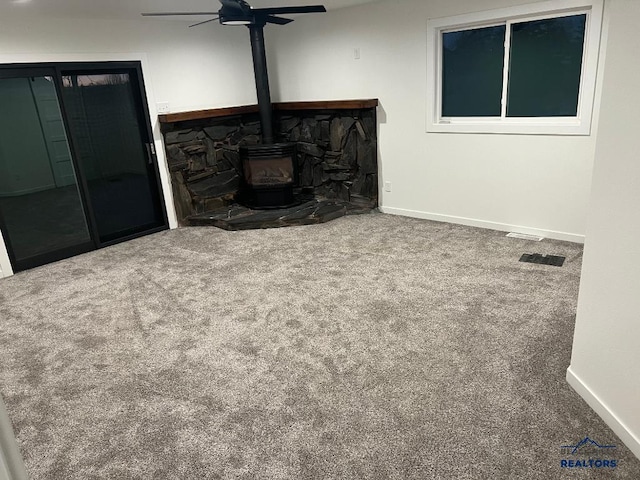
(0, 76, 91, 264)
(60, 71, 164, 243)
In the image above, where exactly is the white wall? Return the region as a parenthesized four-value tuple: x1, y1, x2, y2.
(0, 394, 27, 480)
(0, 233, 11, 278)
(268, 0, 605, 242)
(0, 15, 259, 277)
(567, 0, 640, 460)
(0, 16, 258, 112)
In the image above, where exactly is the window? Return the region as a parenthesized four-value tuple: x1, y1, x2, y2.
(427, 0, 604, 135)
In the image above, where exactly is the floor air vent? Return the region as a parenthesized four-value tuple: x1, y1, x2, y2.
(507, 232, 544, 241)
(519, 254, 566, 267)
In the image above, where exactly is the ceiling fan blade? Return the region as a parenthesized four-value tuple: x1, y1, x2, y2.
(265, 15, 294, 25)
(142, 12, 219, 17)
(189, 17, 220, 28)
(254, 6, 327, 15)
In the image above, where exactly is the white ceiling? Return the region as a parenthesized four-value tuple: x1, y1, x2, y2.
(1, 0, 379, 20)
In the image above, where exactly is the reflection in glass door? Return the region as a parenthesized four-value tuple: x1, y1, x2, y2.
(60, 69, 166, 243)
(0, 62, 168, 273)
(0, 75, 92, 271)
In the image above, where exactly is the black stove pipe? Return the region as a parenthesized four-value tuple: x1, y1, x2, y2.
(248, 23, 274, 144)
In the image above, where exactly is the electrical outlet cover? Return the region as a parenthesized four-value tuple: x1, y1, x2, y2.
(156, 102, 170, 114)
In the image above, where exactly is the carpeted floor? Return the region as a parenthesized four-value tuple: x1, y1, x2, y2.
(0, 213, 638, 479)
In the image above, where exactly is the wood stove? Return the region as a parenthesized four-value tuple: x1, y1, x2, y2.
(240, 143, 297, 209)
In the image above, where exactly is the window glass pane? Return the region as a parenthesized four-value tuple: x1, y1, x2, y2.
(442, 25, 506, 117)
(507, 14, 587, 117)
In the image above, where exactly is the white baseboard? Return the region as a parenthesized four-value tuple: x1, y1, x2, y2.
(566, 366, 640, 460)
(379, 206, 585, 244)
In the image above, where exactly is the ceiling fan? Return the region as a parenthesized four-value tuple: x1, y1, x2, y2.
(142, 0, 327, 28)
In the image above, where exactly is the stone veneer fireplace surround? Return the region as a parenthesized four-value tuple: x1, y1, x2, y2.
(159, 99, 378, 230)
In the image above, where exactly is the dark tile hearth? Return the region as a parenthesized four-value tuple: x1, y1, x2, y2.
(187, 198, 374, 231)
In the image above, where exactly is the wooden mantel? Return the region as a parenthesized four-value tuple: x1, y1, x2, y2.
(158, 99, 379, 124)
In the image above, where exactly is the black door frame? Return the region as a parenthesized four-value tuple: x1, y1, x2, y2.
(0, 61, 169, 272)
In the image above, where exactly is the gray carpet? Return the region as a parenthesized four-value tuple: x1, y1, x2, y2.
(0, 213, 638, 479)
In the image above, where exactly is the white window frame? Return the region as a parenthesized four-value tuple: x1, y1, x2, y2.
(426, 0, 604, 135)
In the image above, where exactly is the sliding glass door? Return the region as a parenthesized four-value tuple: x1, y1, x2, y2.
(0, 63, 167, 272)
